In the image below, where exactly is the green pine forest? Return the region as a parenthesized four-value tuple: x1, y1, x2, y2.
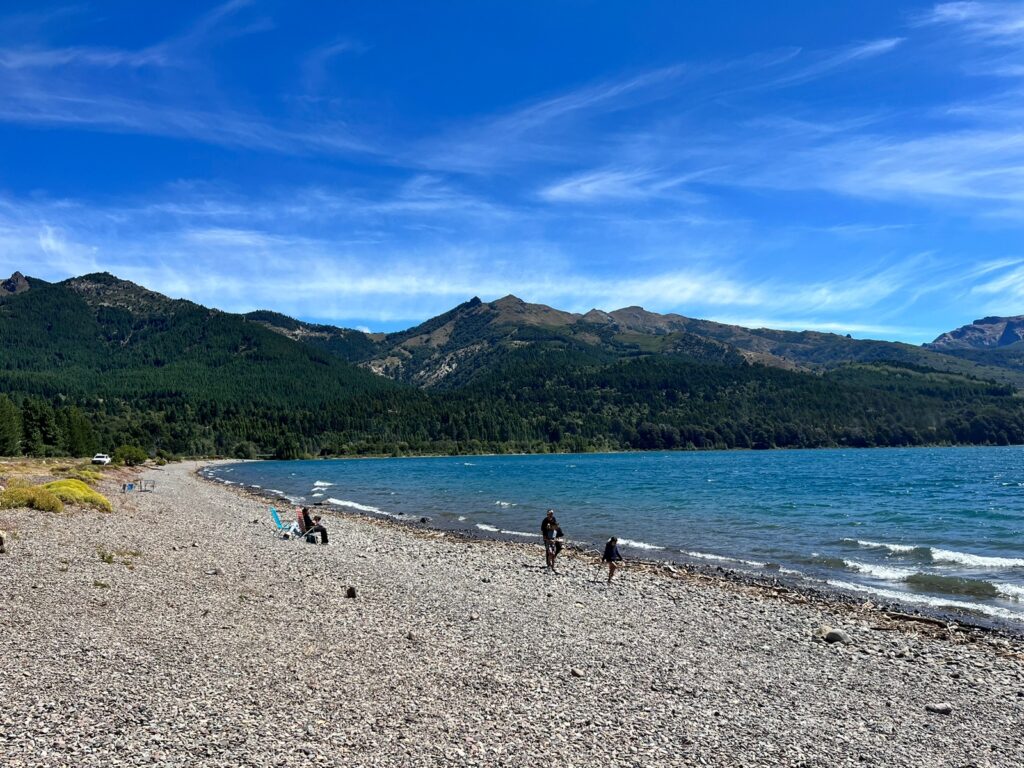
(2, 273, 1024, 459)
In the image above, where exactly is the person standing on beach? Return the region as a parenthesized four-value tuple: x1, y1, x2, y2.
(602, 537, 623, 584)
(541, 509, 564, 572)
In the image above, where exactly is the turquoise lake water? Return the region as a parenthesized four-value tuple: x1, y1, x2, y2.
(204, 446, 1024, 623)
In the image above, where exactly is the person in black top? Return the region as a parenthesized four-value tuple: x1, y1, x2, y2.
(304, 515, 329, 545)
(602, 537, 623, 583)
(541, 509, 564, 572)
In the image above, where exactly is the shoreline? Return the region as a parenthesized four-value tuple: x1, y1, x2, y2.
(3, 460, 1023, 766)
(200, 462, 1024, 640)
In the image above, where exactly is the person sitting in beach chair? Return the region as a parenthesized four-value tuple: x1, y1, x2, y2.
(304, 515, 329, 545)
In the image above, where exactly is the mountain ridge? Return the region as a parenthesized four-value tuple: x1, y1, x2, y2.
(3, 270, 1024, 457)
(246, 291, 1024, 388)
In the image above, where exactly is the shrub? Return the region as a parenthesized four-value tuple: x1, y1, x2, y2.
(43, 479, 113, 513)
(68, 467, 103, 485)
(113, 445, 148, 467)
(0, 486, 64, 513)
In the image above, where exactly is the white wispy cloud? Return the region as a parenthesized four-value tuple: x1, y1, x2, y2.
(539, 168, 707, 203)
(0, 1, 371, 155)
(917, 2, 1024, 42)
(0, 187, 991, 338)
(763, 37, 904, 88)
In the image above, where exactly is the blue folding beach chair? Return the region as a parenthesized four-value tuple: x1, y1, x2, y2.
(270, 507, 299, 538)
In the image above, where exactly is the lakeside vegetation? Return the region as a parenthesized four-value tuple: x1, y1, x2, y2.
(2, 353, 1023, 460)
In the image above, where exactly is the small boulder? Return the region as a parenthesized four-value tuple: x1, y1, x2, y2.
(469, 612, 480, 621)
(205, 567, 223, 576)
(925, 702, 953, 715)
(345, 586, 357, 599)
(0, 529, 6, 554)
(824, 628, 853, 645)
(570, 667, 586, 679)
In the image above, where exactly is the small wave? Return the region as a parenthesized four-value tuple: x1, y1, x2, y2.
(326, 498, 394, 517)
(476, 524, 500, 532)
(825, 579, 1021, 621)
(312, 481, 334, 488)
(311, 492, 324, 498)
(457, 515, 467, 522)
(462, 462, 475, 466)
(844, 538, 917, 554)
(845, 539, 1024, 569)
(501, 529, 536, 538)
(843, 560, 916, 581)
(997, 584, 1024, 600)
(684, 550, 765, 567)
(930, 549, 1024, 568)
(494, 501, 517, 508)
(266, 489, 283, 495)
(618, 538, 666, 551)
(905, 573, 1001, 599)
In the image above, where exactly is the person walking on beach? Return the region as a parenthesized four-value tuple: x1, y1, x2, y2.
(541, 509, 564, 572)
(602, 537, 623, 584)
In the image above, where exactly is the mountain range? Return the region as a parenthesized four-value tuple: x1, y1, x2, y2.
(247, 294, 1024, 387)
(1, 271, 1023, 457)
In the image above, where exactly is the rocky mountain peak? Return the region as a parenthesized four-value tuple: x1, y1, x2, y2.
(1, 271, 30, 295)
(926, 315, 1024, 350)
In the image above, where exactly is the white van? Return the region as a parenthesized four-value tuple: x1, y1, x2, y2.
(91, 453, 112, 465)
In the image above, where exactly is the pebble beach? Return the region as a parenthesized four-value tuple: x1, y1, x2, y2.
(2, 461, 1023, 767)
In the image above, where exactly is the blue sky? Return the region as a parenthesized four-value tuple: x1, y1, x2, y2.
(1, 1, 1023, 341)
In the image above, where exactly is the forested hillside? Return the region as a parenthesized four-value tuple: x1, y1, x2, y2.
(2, 272, 1023, 458)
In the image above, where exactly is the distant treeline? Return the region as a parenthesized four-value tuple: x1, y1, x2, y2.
(3, 349, 1024, 459)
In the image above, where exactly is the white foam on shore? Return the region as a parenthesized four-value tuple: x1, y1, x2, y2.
(996, 583, 1024, 600)
(845, 539, 917, 554)
(313, 481, 334, 488)
(826, 579, 1022, 620)
(501, 529, 536, 538)
(931, 549, 1024, 568)
(266, 489, 283, 496)
(326, 498, 396, 517)
(684, 551, 766, 568)
(618, 538, 665, 551)
(457, 515, 467, 522)
(476, 523, 500, 532)
(843, 560, 916, 581)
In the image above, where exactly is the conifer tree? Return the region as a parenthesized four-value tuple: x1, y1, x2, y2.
(0, 395, 21, 456)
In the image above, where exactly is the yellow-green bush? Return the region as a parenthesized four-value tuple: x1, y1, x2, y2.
(0, 486, 64, 513)
(42, 479, 112, 513)
(68, 468, 103, 485)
